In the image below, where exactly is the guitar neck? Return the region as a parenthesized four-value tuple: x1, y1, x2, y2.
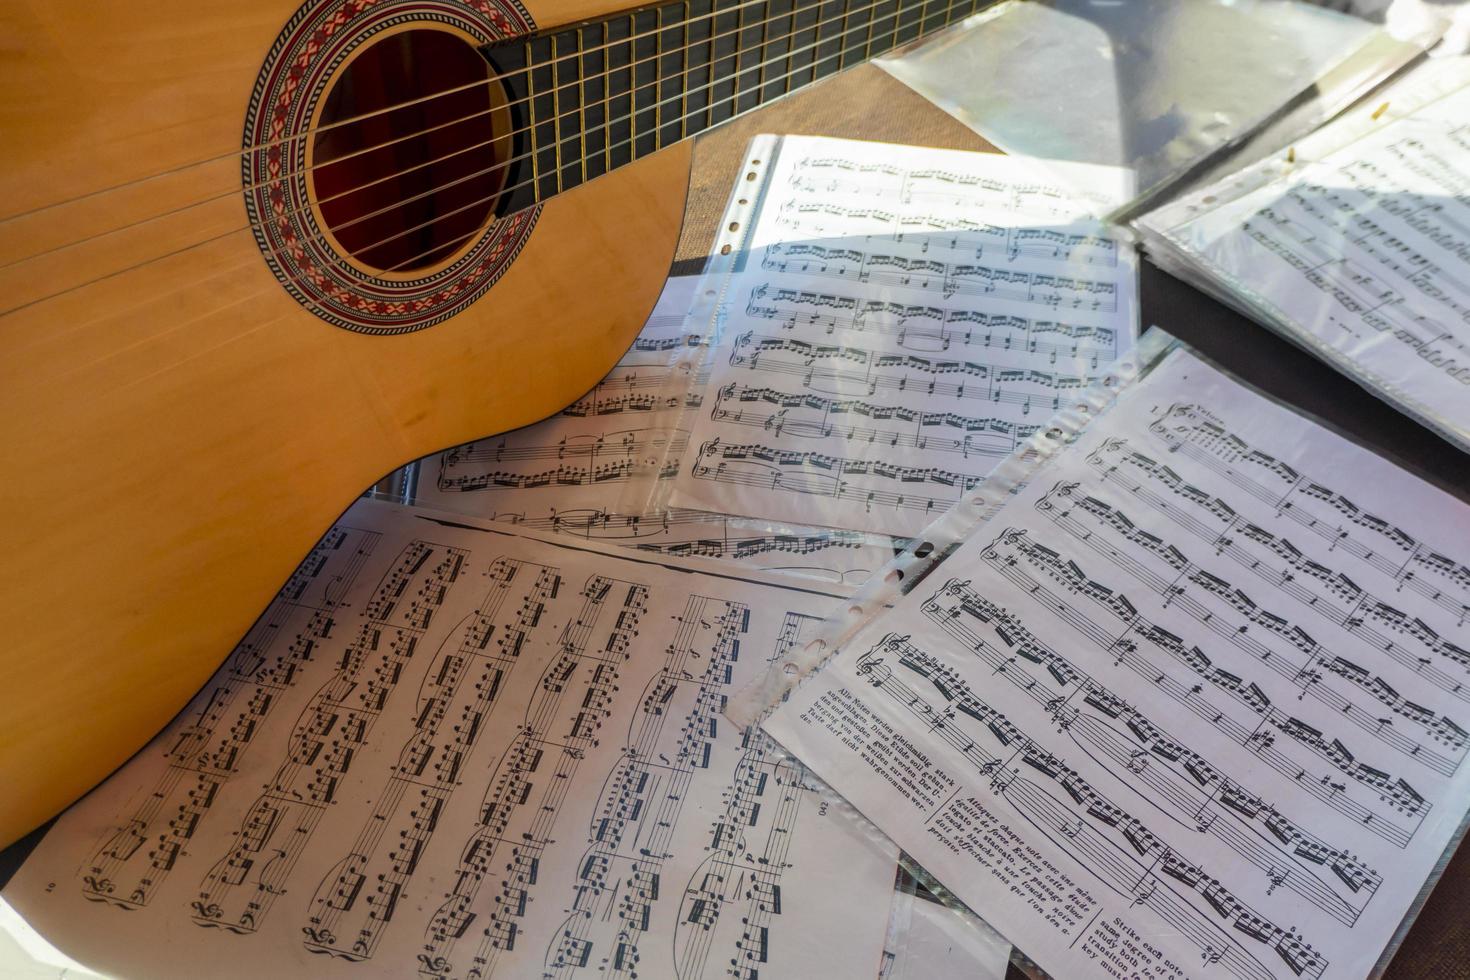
(488, 0, 988, 211)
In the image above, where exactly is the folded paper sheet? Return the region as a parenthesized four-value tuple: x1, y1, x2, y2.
(762, 346, 1470, 980)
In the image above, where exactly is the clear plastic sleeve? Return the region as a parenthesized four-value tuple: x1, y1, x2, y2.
(876, 0, 1417, 220)
(1136, 55, 1470, 454)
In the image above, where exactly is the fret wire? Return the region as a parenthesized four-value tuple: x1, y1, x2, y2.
(658, 5, 670, 149)
(816, 0, 837, 82)
(692, 0, 712, 134)
(547, 0, 952, 201)
(711, 0, 729, 127)
(601, 22, 612, 174)
(817, 0, 837, 84)
(497, 0, 965, 200)
(555, 0, 944, 207)
(578, 28, 589, 186)
(793, 0, 817, 89)
(804, 0, 818, 90)
(750, 0, 770, 113)
(45, 0, 961, 216)
(617, 14, 635, 168)
(611, 18, 622, 168)
(733, 0, 751, 114)
(552, 33, 566, 194)
(153, 0, 976, 239)
(523, 39, 540, 195)
(846, 0, 864, 67)
(538, 36, 558, 201)
(80, 0, 950, 279)
(707, 0, 719, 131)
(783, 0, 796, 97)
(678, 3, 689, 141)
(660, 3, 674, 146)
(629, 13, 641, 162)
(714, 0, 732, 126)
(842, 0, 864, 69)
(757, 0, 771, 103)
(828, 0, 845, 81)
(30, 0, 973, 279)
(601, 18, 613, 173)
(686, 3, 696, 140)
(787, 0, 805, 94)
(869, 0, 886, 56)
(632, 10, 655, 160)
(757, 1, 771, 106)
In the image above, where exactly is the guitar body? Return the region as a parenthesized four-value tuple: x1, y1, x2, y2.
(0, 0, 983, 846)
(0, 0, 689, 844)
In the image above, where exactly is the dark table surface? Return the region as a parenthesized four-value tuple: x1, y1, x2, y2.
(4, 60, 1468, 980)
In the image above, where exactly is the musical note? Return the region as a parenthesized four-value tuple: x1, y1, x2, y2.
(10, 496, 906, 980)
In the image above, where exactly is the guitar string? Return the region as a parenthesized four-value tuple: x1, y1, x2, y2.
(1, 1, 925, 322)
(4, 0, 953, 316)
(1, 0, 930, 271)
(360, 0, 944, 278)
(7, 2, 910, 326)
(248, 0, 910, 255)
(0, 0, 789, 231)
(0, 0, 957, 227)
(0, 0, 774, 227)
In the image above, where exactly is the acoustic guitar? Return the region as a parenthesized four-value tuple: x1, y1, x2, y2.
(0, 0, 988, 846)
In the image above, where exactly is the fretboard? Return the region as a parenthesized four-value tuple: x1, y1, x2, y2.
(487, 0, 991, 212)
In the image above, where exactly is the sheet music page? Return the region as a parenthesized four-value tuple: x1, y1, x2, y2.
(668, 135, 1138, 537)
(414, 277, 902, 585)
(4, 499, 897, 980)
(1147, 58, 1470, 446)
(763, 347, 1470, 980)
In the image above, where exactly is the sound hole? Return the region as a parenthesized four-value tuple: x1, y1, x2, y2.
(311, 29, 509, 274)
